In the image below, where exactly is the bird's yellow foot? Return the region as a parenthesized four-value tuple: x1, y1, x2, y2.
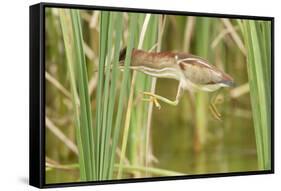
(209, 93, 224, 121)
(141, 92, 161, 109)
(209, 103, 222, 121)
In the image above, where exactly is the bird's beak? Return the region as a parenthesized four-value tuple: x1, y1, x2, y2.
(222, 80, 236, 87)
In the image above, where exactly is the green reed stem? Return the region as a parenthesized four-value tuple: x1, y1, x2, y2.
(241, 20, 271, 170)
(59, 9, 95, 180)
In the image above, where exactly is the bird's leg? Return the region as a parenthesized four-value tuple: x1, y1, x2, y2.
(142, 82, 183, 109)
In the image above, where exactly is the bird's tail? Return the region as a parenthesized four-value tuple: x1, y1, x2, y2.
(93, 47, 130, 73)
(119, 47, 127, 65)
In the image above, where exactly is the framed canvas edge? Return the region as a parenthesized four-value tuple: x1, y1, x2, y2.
(29, 2, 275, 189)
(42, 170, 273, 189)
(29, 3, 46, 188)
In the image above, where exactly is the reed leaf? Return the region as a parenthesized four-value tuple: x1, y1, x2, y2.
(116, 13, 138, 179)
(104, 12, 123, 179)
(95, 11, 109, 179)
(99, 11, 114, 180)
(194, 17, 211, 151)
(59, 9, 95, 180)
(241, 20, 271, 170)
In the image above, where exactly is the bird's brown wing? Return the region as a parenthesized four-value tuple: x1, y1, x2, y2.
(177, 54, 234, 86)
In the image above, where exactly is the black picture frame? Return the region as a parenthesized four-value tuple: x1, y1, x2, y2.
(29, 2, 275, 188)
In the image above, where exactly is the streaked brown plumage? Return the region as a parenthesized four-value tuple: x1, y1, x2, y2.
(119, 48, 234, 92)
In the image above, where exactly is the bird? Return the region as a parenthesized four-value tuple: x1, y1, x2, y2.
(119, 48, 234, 117)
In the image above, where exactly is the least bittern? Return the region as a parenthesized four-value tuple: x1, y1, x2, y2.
(119, 48, 234, 119)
